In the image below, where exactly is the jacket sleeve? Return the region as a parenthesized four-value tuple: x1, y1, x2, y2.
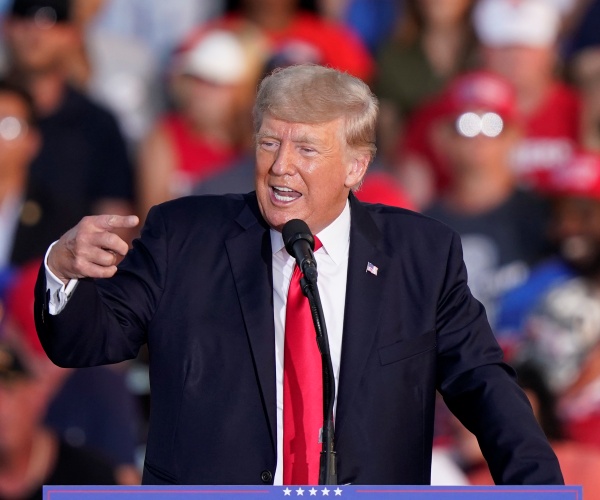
(34, 205, 168, 368)
(436, 231, 564, 485)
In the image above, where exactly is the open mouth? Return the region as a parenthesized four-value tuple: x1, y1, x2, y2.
(271, 186, 301, 203)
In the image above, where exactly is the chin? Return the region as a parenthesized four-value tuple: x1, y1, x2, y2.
(262, 212, 289, 232)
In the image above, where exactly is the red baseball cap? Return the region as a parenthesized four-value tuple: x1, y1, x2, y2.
(440, 70, 519, 124)
(542, 151, 600, 200)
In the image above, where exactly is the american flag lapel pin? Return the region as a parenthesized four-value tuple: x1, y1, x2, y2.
(366, 262, 378, 276)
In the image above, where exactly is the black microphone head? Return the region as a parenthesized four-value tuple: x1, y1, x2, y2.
(282, 219, 314, 255)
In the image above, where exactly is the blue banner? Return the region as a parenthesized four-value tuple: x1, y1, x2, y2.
(43, 485, 582, 499)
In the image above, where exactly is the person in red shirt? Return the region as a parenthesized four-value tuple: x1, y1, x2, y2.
(136, 26, 266, 221)
(397, 0, 582, 209)
(182, 0, 374, 84)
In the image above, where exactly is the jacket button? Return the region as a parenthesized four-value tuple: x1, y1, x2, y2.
(260, 470, 273, 483)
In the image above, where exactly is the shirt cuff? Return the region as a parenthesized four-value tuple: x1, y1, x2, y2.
(44, 241, 79, 315)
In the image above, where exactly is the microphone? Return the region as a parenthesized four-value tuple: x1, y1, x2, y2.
(282, 219, 318, 283)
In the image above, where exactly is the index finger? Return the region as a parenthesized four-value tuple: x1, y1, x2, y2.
(95, 214, 140, 231)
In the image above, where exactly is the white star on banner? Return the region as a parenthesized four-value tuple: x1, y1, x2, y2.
(334, 488, 342, 496)
(296, 488, 305, 496)
(309, 488, 318, 496)
(283, 488, 292, 496)
(322, 488, 330, 496)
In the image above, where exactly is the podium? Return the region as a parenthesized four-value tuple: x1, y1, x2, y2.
(43, 485, 582, 499)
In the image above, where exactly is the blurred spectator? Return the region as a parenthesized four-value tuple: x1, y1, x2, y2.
(64, 0, 163, 146)
(496, 151, 600, 448)
(2, 259, 143, 485)
(375, 0, 478, 169)
(475, 0, 581, 188)
(2, 0, 136, 260)
(0, 80, 40, 270)
(88, 0, 224, 72)
(566, 0, 600, 153)
(400, 0, 582, 208)
(192, 0, 373, 83)
(0, 339, 117, 499)
(466, 361, 600, 496)
(318, 0, 400, 55)
(423, 71, 550, 325)
(137, 26, 266, 220)
(496, 152, 600, 343)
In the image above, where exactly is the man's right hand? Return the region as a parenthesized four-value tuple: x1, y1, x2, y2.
(48, 215, 140, 286)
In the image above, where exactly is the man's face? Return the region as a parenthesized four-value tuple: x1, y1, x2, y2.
(179, 76, 240, 129)
(3, 16, 75, 75)
(255, 114, 367, 233)
(550, 197, 600, 276)
(434, 113, 519, 176)
(482, 45, 556, 91)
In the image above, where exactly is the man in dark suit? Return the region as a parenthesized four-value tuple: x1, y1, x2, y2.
(34, 64, 563, 486)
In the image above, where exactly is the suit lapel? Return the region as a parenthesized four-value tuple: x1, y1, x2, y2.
(335, 195, 391, 436)
(225, 195, 277, 451)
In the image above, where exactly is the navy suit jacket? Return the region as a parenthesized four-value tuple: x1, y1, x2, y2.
(34, 192, 563, 485)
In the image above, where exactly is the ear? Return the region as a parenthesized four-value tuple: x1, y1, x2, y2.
(344, 150, 371, 189)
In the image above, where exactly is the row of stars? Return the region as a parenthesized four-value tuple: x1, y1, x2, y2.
(282, 487, 343, 496)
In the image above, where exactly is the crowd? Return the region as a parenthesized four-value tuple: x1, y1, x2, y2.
(1, 0, 600, 496)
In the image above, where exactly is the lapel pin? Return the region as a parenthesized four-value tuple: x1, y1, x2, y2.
(366, 262, 378, 276)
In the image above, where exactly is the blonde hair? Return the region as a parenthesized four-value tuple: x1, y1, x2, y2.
(253, 64, 378, 161)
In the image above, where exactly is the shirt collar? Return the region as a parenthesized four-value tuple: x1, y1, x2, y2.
(270, 200, 351, 265)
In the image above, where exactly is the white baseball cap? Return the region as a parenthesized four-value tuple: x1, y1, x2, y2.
(473, 0, 562, 47)
(177, 30, 247, 85)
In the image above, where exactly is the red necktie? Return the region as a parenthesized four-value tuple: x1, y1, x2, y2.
(283, 237, 322, 485)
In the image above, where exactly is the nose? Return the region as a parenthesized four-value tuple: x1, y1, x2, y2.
(269, 141, 296, 177)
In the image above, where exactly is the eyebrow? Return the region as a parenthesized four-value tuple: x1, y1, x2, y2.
(256, 130, 277, 141)
(256, 130, 323, 145)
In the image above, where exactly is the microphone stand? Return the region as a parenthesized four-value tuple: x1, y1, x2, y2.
(300, 275, 337, 485)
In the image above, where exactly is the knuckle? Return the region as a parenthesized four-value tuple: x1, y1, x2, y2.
(73, 255, 87, 271)
(71, 233, 87, 252)
(106, 231, 118, 246)
(80, 215, 93, 227)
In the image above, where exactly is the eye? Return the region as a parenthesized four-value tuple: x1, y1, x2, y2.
(259, 139, 279, 151)
(299, 146, 316, 155)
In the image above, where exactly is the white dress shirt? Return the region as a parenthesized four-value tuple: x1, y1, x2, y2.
(45, 201, 351, 485)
